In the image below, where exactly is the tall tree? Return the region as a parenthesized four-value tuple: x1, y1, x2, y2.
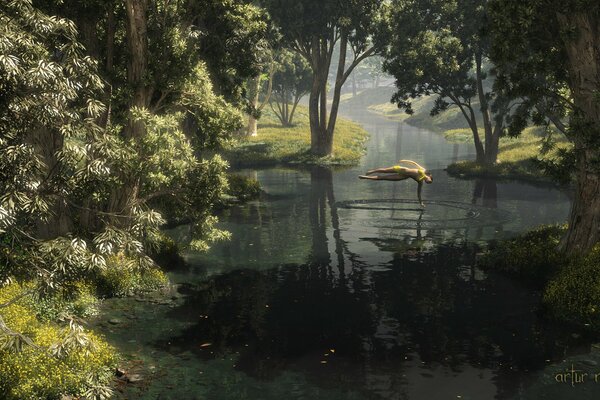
(38, 0, 269, 239)
(380, 0, 507, 165)
(270, 49, 312, 126)
(489, 0, 600, 254)
(265, 0, 383, 156)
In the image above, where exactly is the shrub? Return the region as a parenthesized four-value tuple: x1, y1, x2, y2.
(226, 174, 261, 201)
(32, 282, 100, 322)
(0, 283, 117, 400)
(477, 225, 567, 285)
(543, 247, 600, 330)
(96, 253, 169, 297)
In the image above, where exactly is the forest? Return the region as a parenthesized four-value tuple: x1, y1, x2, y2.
(1, 0, 600, 399)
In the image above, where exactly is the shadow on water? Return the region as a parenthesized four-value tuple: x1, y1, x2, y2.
(149, 167, 598, 400)
(100, 108, 598, 399)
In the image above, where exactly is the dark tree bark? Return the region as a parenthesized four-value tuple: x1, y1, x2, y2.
(556, 12, 600, 255)
(475, 52, 501, 166)
(108, 0, 150, 219)
(304, 30, 375, 157)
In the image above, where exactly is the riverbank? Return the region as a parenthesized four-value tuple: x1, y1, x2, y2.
(223, 105, 369, 167)
(343, 88, 571, 183)
(446, 127, 571, 183)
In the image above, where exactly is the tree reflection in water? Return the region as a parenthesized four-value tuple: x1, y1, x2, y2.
(158, 167, 591, 400)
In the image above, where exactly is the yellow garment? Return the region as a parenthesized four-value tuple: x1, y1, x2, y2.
(393, 165, 427, 181)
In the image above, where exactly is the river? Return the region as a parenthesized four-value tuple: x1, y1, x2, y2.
(95, 104, 600, 400)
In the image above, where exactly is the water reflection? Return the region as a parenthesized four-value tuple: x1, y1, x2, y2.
(154, 108, 586, 399)
(158, 166, 593, 400)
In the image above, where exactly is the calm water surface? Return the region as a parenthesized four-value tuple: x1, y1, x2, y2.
(97, 105, 600, 400)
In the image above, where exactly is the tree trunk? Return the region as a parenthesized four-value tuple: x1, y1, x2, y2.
(475, 52, 498, 166)
(248, 64, 275, 136)
(247, 75, 260, 136)
(309, 61, 329, 155)
(307, 33, 372, 157)
(29, 127, 73, 239)
(289, 94, 301, 125)
(326, 31, 348, 146)
(124, 0, 150, 138)
(247, 75, 259, 136)
(108, 0, 149, 219)
(458, 102, 485, 163)
(77, 14, 101, 61)
(556, 12, 600, 255)
(560, 155, 600, 254)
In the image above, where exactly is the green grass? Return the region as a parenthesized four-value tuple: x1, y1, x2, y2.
(223, 105, 369, 167)
(447, 127, 572, 182)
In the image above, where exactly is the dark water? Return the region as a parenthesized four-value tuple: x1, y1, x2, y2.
(97, 106, 600, 400)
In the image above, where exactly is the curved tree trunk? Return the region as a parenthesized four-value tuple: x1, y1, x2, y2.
(475, 52, 499, 166)
(556, 12, 600, 255)
(306, 31, 374, 157)
(108, 0, 150, 221)
(560, 152, 600, 255)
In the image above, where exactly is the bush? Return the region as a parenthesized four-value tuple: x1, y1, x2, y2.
(226, 174, 261, 201)
(96, 253, 169, 297)
(478, 225, 567, 285)
(32, 282, 100, 322)
(0, 283, 117, 400)
(543, 247, 600, 330)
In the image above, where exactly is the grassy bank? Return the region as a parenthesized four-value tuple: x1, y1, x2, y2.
(447, 127, 571, 182)
(343, 88, 572, 183)
(479, 225, 600, 332)
(223, 105, 369, 167)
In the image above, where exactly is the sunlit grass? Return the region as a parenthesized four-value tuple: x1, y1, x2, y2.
(224, 104, 369, 166)
(447, 127, 572, 182)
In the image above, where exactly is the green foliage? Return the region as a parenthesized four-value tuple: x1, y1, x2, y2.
(186, 0, 271, 102)
(32, 282, 100, 322)
(270, 49, 312, 126)
(543, 247, 600, 330)
(96, 253, 168, 297)
(180, 63, 244, 150)
(0, 283, 117, 400)
(478, 225, 567, 285)
(489, 0, 600, 169)
(475, 223, 600, 330)
(379, 0, 477, 114)
(226, 174, 261, 202)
